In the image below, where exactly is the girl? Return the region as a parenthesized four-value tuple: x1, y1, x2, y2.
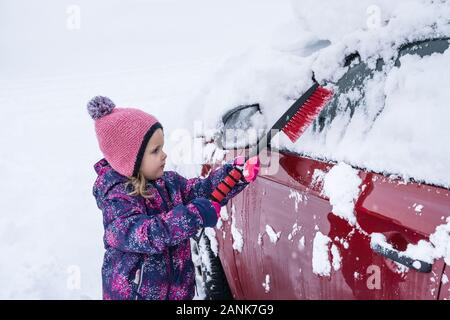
(87, 96, 260, 300)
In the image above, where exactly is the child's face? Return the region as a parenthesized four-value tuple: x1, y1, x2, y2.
(140, 128, 167, 180)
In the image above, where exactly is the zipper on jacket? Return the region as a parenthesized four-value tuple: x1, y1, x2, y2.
(135, 262, 145, 300)
(150, 180, 175, 300)
(165, 248, 174, 300)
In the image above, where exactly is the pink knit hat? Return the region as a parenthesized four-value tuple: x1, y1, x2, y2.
(87, 96, 162, 177)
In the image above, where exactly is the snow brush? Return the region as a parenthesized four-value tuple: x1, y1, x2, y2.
(210, 82, 334, 203)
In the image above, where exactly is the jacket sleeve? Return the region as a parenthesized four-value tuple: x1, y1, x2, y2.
(176, 162, 249, 206)
(102, 194, 217, 254)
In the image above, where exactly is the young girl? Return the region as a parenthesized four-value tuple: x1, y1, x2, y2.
(87, 96, 260, 300)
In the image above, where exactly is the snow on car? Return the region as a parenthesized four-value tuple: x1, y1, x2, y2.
(188, 0, 450, 300)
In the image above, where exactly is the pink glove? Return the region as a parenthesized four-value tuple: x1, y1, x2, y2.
(233, 156, 260, 183)
(210, 200, 222, 219)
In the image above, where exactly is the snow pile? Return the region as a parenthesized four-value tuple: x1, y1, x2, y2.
(186, 47, 314, 137)
(257, 233, 263, 246)
(331, 244, 342, 272)
(288, 189, 303, 212)
(311, 169, 326, 190)
(442, 274, 449, 285)
(301, 0, 450, 81)
(219, 205, 230, 221)
(191, 228, 218, 300)
(231, 212, 244, 253)
(288, 223, 302, 241)
(335, 236, 350, 250)
(323, 162, 362, 226)
(429, 218, 450, 265)
(312, 231, 332, 277)
(205, 227, 219, 257)
(262, 274, 271, 293)
(312, 231, 343, 277)
(290, 0, 388, 43)
(265, 225, 282, 244)
(413, 203, 424, 215)
(298, 236, 306, 251)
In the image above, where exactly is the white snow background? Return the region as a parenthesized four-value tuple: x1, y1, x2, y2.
(0, 0, 292, 299)
(1, 0, 449, 299)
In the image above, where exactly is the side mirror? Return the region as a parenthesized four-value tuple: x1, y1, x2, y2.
(216, 103, 265, 150)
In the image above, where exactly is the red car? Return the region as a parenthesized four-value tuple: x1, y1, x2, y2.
(193, 37, 450, 300)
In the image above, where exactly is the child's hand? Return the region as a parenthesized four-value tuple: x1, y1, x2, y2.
(190, 198, 220, 228)
(210, 200, 221, 219)
(233, 156, 260, 183)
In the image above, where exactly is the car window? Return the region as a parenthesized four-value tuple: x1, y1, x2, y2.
(312, 38, 449, 134)
(395, 38, 450, 66)
(218, 104, 266, 150)
(280, 37, 450, 188)
(312, 55, 383, 133)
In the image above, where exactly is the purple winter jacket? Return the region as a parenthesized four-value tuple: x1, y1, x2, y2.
(92, 158, 248, 300)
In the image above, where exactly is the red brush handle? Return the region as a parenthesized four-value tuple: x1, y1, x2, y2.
(210, 167, 243, 203)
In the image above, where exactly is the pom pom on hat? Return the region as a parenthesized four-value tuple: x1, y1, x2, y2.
(87, 96, 116, 120)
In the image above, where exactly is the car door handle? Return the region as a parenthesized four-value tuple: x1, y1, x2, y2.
(370, 242, 432, 273)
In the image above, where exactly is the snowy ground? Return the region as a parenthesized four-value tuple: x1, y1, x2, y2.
(0, 0, 291, 299)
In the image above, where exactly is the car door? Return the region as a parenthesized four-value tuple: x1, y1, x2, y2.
(218, 146, 449, 300)
(275, 151, 449, 299)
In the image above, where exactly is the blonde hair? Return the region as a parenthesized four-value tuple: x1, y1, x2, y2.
(126, 171, 152, 199)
